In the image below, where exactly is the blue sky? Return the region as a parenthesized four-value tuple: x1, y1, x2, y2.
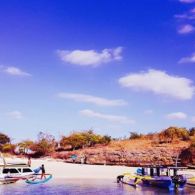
(0, 0, 195, 142)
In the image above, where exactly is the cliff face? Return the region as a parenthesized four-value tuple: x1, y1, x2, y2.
(179, 147, 195, 165)
(53, 139, 190, 166)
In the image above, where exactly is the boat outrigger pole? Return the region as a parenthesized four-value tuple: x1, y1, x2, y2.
(0, 152, 6, 167)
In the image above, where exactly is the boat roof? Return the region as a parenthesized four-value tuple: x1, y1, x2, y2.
(141, 166, 188, 169)
(0, 163, 30, 168)
(167, 166, 188, 170)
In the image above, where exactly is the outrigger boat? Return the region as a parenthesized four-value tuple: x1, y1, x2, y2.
(117, 166, 187, 191)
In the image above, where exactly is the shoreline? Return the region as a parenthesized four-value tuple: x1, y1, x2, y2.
(3, 157, 195, 180)
(3, 156, 136, 179)
(31, 158, 136, 179)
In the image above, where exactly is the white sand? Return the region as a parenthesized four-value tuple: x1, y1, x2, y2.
(3, 157, 195, 179)
(31, 158, 136, 179)
(3, 157, 136, 179)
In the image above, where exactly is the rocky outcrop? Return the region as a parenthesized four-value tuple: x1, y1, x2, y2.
(53, 141, 190, 166)
(179, 146, 195, 165)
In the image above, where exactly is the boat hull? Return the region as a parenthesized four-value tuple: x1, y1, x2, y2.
(0, 177, 19, 185)
(142, 177, 173, 189)
(142, 176, 186, 190)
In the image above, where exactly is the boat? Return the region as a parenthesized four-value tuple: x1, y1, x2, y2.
(142, 167, 186, 190)
(0, 164, 35, 184)
(0, 153, 53, 185)
(119, 173, 148, 188)
(25, 174, 52, 184)
(118, 166, 187, 191)
(0, 153, 34, 184)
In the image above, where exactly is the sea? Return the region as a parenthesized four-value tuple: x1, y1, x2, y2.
(0, 179, 194, 195)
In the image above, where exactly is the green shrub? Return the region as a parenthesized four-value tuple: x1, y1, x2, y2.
(2, 143, 15, 153)
(31, 132, 56, 156)
(0, 133, 10, 145)
(60, 130, 111, 150)
(159, 127, 189, 143)
(129, 132, 142, 140)
(190, 136, 195, 147)
(189, 128, 195, 136)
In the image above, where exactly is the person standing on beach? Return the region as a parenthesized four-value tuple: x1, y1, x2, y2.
(81, 156, 84, 164)
(41, 164, 46, 180)
(27, 156, 31, 167)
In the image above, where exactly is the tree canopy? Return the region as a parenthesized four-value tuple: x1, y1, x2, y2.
(60, 130, 111, 150)
(0, 133, 10, 145)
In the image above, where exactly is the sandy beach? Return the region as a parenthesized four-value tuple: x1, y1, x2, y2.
(31, 158, 137, 179)
(3, 157, 136, 179)
(2, 157, 195, 180)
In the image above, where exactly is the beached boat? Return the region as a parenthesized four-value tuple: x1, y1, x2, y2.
(119, 173, 149, 188)
(0, 153, 34, 184)
(0, 163, 35, 184)
(142, 167, 186, 190)
(118, 166, 187, 191)
(0, 153, 53, 185)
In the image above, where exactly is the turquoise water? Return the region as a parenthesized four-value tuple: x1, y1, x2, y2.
(0, 179, 194, 195)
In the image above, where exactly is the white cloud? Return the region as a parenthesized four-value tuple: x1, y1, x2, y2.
(191, 116, 195, 123)
(179, 0, 195, 3)
(166, 112, 187, 120)
(0, 66, 31, 76)
(6, 111, 23, 119)
(80, 109, 135, 124)
(57, 92, 127, 106)
(174, 8, 195, 20)
(56, 47, 122, 66)
(118, 69, 195, 100)
(179, 53, 195, 63)
(177, 24, 195, 34)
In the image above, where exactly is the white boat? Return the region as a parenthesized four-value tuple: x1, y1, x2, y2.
(0, 153, 34, 184)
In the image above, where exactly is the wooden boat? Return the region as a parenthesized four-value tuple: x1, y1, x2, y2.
(122, 174, 148, 188)
(141, 167, 186, 190)
(118, 166, 187, 191)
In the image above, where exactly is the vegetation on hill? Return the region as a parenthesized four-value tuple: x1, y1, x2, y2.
(60, 130, 111, 150)
(0, 132, 14, 153)
(0, 133, 10, 145)
(0, 126, 195, 165)
(30, 132, 56, 157)
(129, 127, 191, 143)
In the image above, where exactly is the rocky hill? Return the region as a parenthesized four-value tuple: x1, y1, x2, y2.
(53, 139, 190, 166)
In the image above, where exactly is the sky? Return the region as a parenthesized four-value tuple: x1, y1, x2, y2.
(0, 0, 195, 142)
